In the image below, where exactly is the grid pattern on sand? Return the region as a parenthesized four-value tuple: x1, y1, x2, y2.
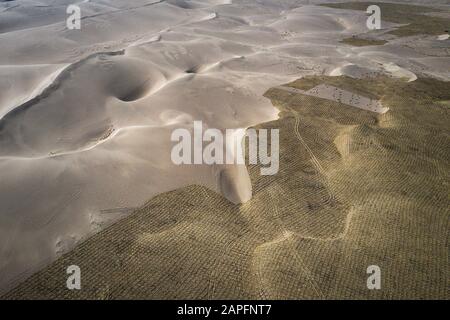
(4, 76, 449, 299)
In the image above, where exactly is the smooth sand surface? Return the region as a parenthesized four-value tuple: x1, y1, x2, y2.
(0, 0, 449, 294)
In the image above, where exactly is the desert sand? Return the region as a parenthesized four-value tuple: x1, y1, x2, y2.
(5, 74, 449, 299)
(0, 0, 449, 297)
(275, 84, 389, 113)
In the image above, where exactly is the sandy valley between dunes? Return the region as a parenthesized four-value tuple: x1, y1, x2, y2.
(0, 0, 449, 295)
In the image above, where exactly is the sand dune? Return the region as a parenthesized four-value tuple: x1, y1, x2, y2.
(5, 75, 449, 299)
(0, 64, 67, 118)
(0, 0, 449, 295)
